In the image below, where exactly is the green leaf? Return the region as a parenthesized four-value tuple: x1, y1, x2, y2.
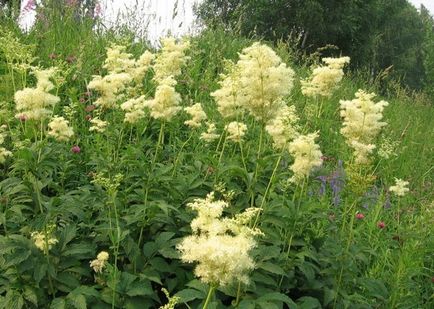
(155, 232, 176, 246)
(175, 288, 205, 303)
(5, 290, 24, 309)
(297, 296, 321, 309)
(67, 293, 87, 309)
(126, 280, 153, 297)
(258, 262, 286, 275)
(23, 287, 38, 306)
(50, 298, 66, 309)
(258, 292, 297, 308)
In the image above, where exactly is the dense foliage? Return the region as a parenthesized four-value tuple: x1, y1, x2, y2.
(196, 0, 432, 92)
(0, 2, 433, 309)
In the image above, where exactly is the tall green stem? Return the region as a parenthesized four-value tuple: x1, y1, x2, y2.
(202, 285, 216, 309)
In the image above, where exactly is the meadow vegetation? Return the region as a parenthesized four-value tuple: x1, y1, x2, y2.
(0, 1, 433, 308)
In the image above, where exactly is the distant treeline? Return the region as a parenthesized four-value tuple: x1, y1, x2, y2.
(195, 0, 434, 94)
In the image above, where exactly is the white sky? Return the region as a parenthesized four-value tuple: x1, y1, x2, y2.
(19, 0, 433, 43)
(409, 0, 434, 13)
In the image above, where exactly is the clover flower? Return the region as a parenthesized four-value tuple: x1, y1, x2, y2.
(301, 56, 350, 98)
(177, 192, 262, 287)
(90, 251, 109, 273)
(200, 122, 220, 143)
(340, 90, 388, 164)
(265, 105, 300, 150)
(184, 103, 207, 128)
(389, 178, 409, 197)
(120, 95, 146, 123)
(48, 116, 74, 141)
(236, 42, 295, 121)
(225, 121, 247, 143)
(14, 68, 60, 120)
(288, 132, 323, 183)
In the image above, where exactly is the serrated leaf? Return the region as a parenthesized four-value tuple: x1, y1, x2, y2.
(67, 293, 87, 309)
(175, 288, 204, 303)
(258, 292, 297, 308)
(258, 262, 286, 275)
(50, 298, 66, 309)
(297, 296, 321, 309)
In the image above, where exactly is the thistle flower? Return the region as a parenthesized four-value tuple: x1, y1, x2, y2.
(144, 77, 181, 121)
(153, 37, 190, 82)
(236, 42, 295, 121)
(14, 68, 60, 120)
(288, 132, 323, 183)
(389, 178, 409, 197)
(340, 90, 388, 164)
(90, 251, 109, 273)
(265, 104, 299, 150)
(200, 122, 220, 143)
(177, 192, 262, 287)
(31, 231, 58, 254)
(184, 103, 207, 128)
(120, 95, 146, 123)
(89, 117, 108, 133)
(225, 121, 247, 143)
(301, 56, 350, 98)
(48, 116, 74, 141)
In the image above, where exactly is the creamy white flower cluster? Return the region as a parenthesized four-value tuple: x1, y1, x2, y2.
(48, 116, 74, 141)
(14, 68, 60, 120)
(212, 43, 295, 122)
(88, 44, 154, 110)
(184, 103, 207, 128)
(0, 125, 12, 164)
(144, 38, 190, 121)
(265, 105, 300, 150)
(177, 192, 262, 287)
(301, 56, 350, 98)
(340, 89, 388, 164)
(389, 178, 409, 197)
(90, 251, 109, 273)
(288, 132, 323, 183)
(31, 230, 58, 254)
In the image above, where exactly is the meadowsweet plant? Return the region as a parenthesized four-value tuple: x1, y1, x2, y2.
(14, 67, 60, 120)
(153, 37, 190, 82)
(200, 122, 220, 143)
(184, 103, 207, 128)
(225, 121, 247, 142)
(120, 95, 146, 123)
(144, 77, 182, 121)
(389, 178, 409, 196)
(211, 60, 243, 119)
(301, 56, 350, 98)
(0, 125, 12, 163)
(234, 42, 295, 121)
(90, 251, 110, 273)
(340, 89, 389, 164)
(30, 229, 58, 254)
(47, 116, 74, 141)
(265, 105, 300, 150)
(288, 132, 323, 183)
(89, 117, 108, 133)
(178, 193, 262, 306)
